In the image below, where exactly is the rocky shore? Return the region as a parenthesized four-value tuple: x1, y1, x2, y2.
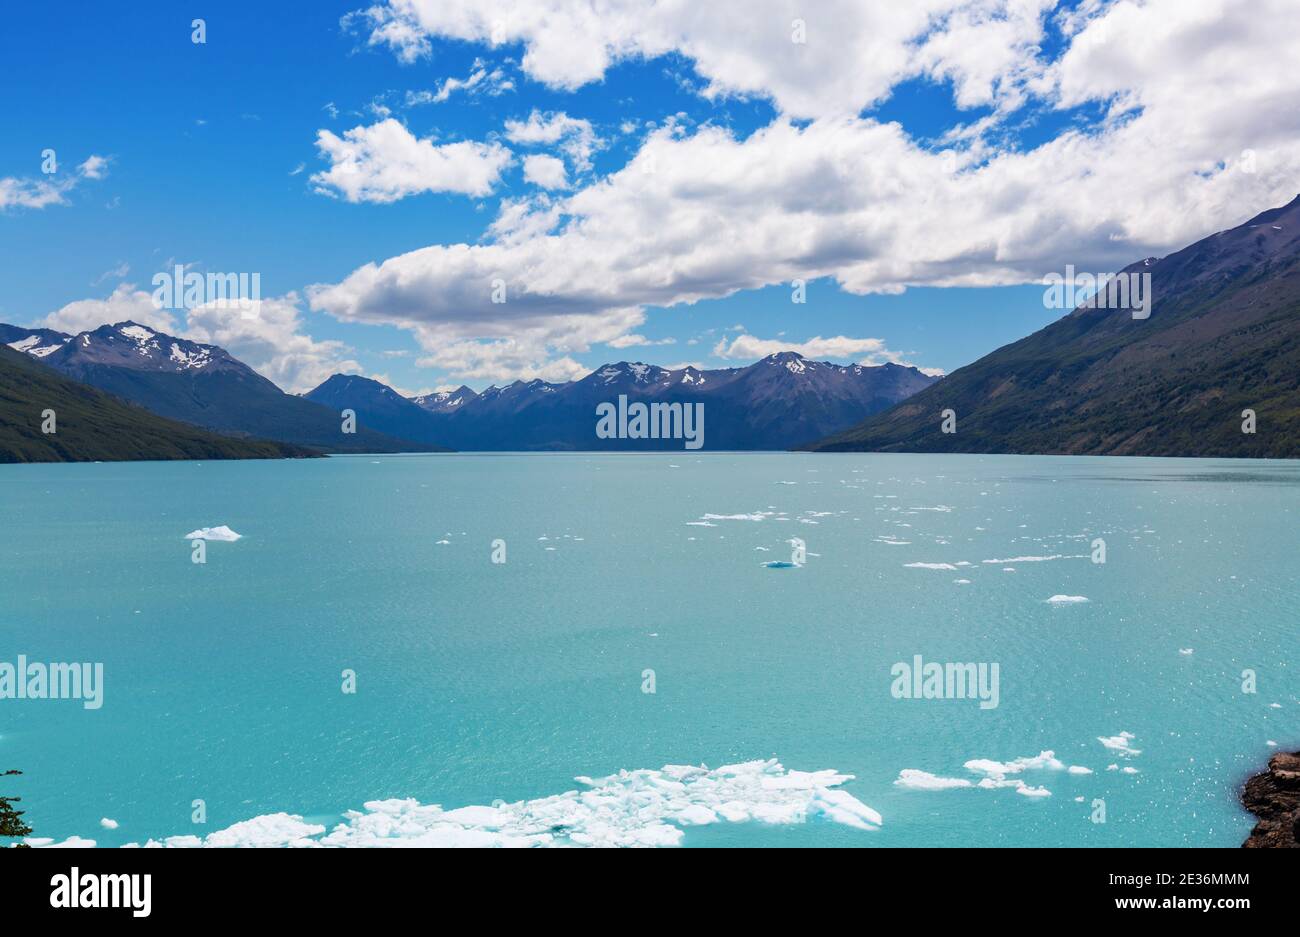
(1241, 750, 1300, 847)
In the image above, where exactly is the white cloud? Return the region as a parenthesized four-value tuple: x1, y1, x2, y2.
(409, 58, 514, 104)
(311, 118, 512, 202)
(185, 293, 362, 393)
(92, 261, 131, 285)
(77, 155, 110, 180)
(316, 0, 1300, 383)
(607, 334, 676, 349)
(714, 334, 893, 362)
(343, 5, 431, 63)
(41, 283, 178, 334)
(38, 286, 358, 394)
(415, 338, 591, 384)
(353, 0, 1052, 119)
(504, 110, 600, 171)
(0, 153, 110, 211)
(522, 154, 569, 189)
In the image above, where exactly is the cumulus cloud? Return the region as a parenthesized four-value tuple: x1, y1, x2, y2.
(313, 0, 1300, 385)
(185, 293, 362, 393)
(311, 118, 512, 202)
(41, 283, 178, 334)
(504, 109, 600, 172)
(522, 154, 569, 189)
(353, 0, 1056, 119)
(39, 285, 357, 394)
(0, 153, 110, 211)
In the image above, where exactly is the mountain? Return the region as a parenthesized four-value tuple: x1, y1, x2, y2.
(4, 321, 436, 453)
(811, 196, 1300, 458)
(1, 324, 71, 358)
(314, 354, 937, 451)
(0, 344, 315, 463)
(304, 374, 451, 449)
(411, 385, 478, 413)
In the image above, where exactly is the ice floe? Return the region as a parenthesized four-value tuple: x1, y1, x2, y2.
(183, 526, 241, 541)
(1045, 594, 1089, 604)
(904, 562, 958, 570)
(1097, 732, 1140, 757)
(121, 760, 880, 848)
(897, 751, 1073, 799)
(982, 554, 1082, 564)
(894, 770, 971, 790)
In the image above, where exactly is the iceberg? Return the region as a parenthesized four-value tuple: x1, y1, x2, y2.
(183, 526, 242, 542)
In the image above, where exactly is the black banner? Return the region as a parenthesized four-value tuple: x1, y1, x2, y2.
(4, 847, 1284, 924)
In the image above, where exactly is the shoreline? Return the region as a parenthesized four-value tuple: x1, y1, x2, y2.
(1241, 750, 1300, 847)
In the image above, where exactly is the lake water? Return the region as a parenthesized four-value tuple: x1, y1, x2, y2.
(1, 453, 1295, 847)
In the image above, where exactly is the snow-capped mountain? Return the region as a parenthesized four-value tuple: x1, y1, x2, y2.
(40, 321, 245, 375)
(2, 321, 438, 453)
(310, 353, 937, 450)
(0, 324, 72, 358)
(411, 385, 479, 414)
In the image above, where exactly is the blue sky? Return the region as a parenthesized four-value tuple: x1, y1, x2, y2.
(1, 1, 1295, 394)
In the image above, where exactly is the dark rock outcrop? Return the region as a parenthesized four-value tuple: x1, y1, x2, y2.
(1241, 750, 1300, 847)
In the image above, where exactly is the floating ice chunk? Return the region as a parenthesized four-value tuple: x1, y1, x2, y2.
(1097, 732, 1140, 757)
(184, 525, 241, 541)
(100, 818, 119, 830)
(953, 579, 972, 585)
(904, 562, 958, 570)
(1016, 785, 1051, 798)
(1067, 766, 1093, 775)
(894, 770, 972, 790)
(964, 751, 1065, 778)
(1178, 648, 1194, 655)
(203, 813, 326, 848)
(983, 555, 1078, 564)
(26, 836, 98, 848)
(119, 759, 878, 848)
(1046, 595, 1089, 604)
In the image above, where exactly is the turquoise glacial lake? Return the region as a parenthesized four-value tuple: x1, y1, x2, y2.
(0, 453, 1295, 846)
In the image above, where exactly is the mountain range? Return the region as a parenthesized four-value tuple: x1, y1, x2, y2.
(4, 196, 1298, 462)
(305, 355, 938, 450)
(0, 343, 314, 463)
(0, 322, 438, 454)
(812, 195, 1300, 457)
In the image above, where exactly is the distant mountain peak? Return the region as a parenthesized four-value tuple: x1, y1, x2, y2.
(592, 361, 665, 384)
